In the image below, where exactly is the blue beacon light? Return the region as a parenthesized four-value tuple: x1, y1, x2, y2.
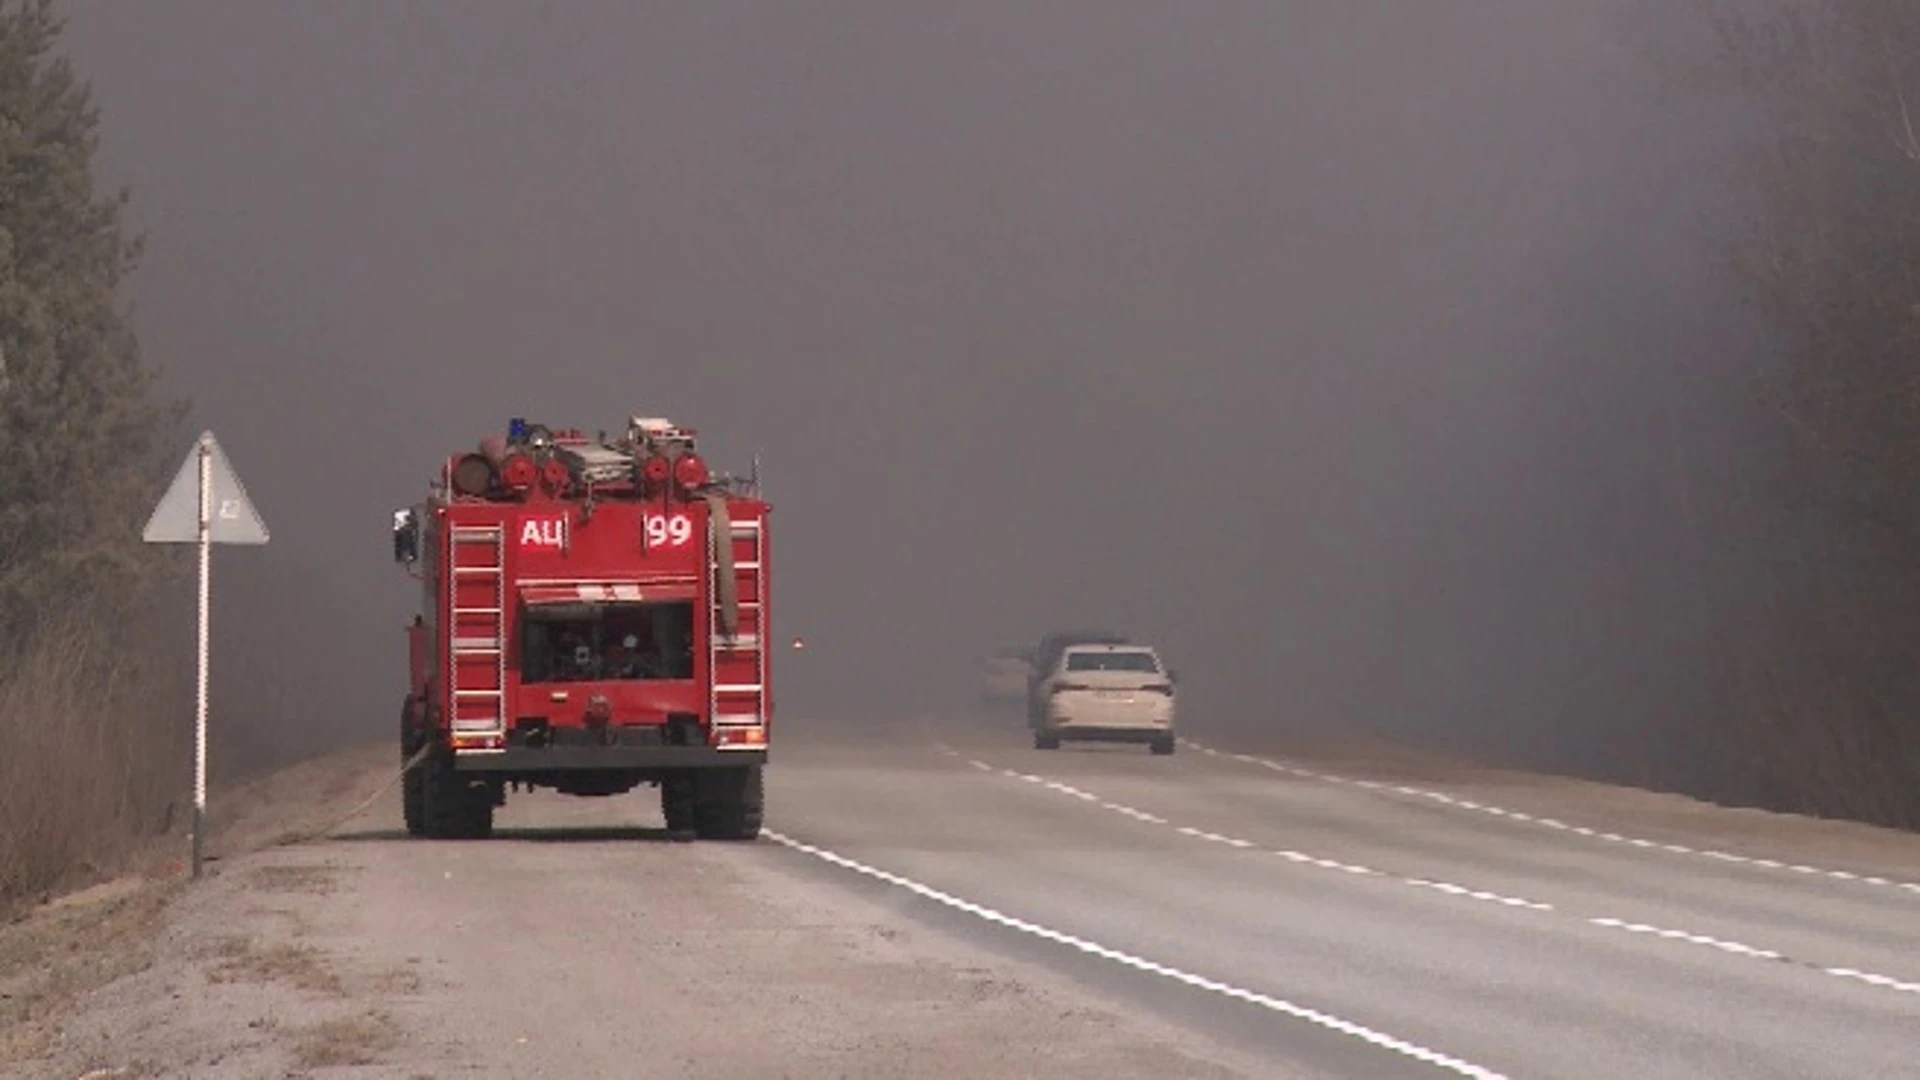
(508, 417, 530, 442)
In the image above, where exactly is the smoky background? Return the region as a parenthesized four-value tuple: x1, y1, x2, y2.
(54, 2, 1753, 789)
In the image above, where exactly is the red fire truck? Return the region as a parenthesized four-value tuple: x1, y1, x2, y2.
(391, 415, 771, 840)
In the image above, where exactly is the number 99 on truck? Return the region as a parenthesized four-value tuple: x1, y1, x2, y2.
(390, 415, 772, 840)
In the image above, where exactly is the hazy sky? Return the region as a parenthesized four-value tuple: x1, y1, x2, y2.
(52, 1, 1741, 765)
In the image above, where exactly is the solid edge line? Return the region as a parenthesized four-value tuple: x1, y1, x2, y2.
(764, 829, 1512, 1080)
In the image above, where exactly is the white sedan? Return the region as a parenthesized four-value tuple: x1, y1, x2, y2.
(1031, 643, 1177, 755)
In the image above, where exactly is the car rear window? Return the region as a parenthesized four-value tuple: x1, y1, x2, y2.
(1064, 650, 1160, 673)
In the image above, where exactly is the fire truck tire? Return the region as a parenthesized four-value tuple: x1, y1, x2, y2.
(400, 697, 428, 836)
(402, 763, 426, 836)
(692, 765, 763, 840)
(421, 747, 494, 840)
(660, 774, 698, 836)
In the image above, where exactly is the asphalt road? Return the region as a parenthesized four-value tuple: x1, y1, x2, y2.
(761, 706, 1920, 1080)
(28, 705, 1920, 1078)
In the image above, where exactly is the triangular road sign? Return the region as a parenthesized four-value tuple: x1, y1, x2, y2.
(143, 431, 270, 545)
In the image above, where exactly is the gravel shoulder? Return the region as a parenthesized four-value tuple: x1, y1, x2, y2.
(5, 741, 1258, 1079)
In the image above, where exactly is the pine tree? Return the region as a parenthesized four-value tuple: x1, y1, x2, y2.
(0, 0, 180, 649)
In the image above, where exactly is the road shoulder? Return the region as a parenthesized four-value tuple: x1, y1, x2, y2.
(9, 743, 1260, 1079)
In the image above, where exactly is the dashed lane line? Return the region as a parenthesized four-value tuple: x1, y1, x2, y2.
(938, 745, 1920, 1003)
(933, 742, 1550, 914)
(765, 829, 1514, 1080)
(1178, 739, 1920, 899)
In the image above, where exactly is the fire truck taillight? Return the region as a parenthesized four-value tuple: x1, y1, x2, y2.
(714, 726, 767, 749)
(673, 452, 709, 491)
(450, 730, 505, 752)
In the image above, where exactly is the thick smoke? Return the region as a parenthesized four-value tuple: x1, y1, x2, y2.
(56, 2, 1738, 779)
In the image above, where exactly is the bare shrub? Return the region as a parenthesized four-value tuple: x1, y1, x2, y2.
(0, 600, 188, 906)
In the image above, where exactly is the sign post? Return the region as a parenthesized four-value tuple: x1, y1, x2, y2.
(142, 431, 269, 879)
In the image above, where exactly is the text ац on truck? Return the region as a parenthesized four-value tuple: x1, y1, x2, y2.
(390, 414, 773, 841)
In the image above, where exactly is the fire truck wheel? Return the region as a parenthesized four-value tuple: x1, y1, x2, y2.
(421, 748, 494, 840)
(692, 765, 763, 840)
(402, 765, 426, 836)
(660, 774, 698, 837)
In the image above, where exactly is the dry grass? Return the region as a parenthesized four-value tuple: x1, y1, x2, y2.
(245, 863, 341, 897)
(200, 935, 344, 996)
(289, 1010, 401, 1069)
(368, 963, 425, 996)
(0, 606, 189, 910)
(0, 875, 180, 1065)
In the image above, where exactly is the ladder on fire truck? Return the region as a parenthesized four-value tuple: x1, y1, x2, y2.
(448, 523, 508, 743)
(709, 510, 767, 739)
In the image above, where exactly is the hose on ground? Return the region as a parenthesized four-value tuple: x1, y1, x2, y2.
(279, 741, 435, 849)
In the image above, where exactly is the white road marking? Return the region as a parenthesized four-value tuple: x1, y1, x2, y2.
(962, 755, 1920, 1000)
(765, 830, 1514, 1080)
(1179, 739, 1920, 898)
(1821, 968, 1920, 996)
(1586, 918, 1781, 960)
(973, 760, 1552, 913)
(1406, 879, 1554, 912)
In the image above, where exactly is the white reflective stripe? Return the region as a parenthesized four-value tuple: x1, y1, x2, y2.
(716, 742, 764, 751)
(715, 684, 764, 693)
(715, 714, 762, 726)
(516, 576, 698, 587)
(575, 584, 603, 601)
(453, 637, 499, 651)
(612, 583, 643, 601)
